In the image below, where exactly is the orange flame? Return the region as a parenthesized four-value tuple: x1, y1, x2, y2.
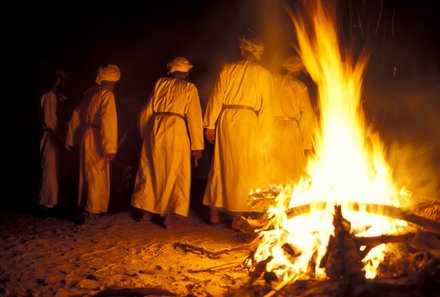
(254, 1, 410, 281)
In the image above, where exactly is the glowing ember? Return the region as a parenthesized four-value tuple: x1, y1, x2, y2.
(254, 1, 410, 281)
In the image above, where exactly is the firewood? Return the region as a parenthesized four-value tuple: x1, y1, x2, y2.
(187, 257, 248, 273)
(175, 238, 261, 259)
(411, 199, 440, 222)
(321, 205, 372, 297)
(93, 287, 176, 296)
(249, 256, 273, 278)
(355, 233, 416, 246)
(286, 202, 440, 234)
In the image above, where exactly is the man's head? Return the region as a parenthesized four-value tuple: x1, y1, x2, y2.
(238, 37, 264, 61)
(167, 57, 193, 79)
(95, 64, 121, 85)
(51, 70, 69, 92)
(282, 56, 306, 75)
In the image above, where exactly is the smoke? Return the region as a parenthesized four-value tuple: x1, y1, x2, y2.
(361, 0, 440, 202)
(367, 69, 440, 202)
(184, 0, 283, 107)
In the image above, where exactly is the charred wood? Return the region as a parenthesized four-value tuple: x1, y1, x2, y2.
(249, 256, 273, 278)
(320, 205, 372, 297)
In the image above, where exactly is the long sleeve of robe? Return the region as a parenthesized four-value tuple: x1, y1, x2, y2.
(131, 77, 204, 217)
(202, 60, 273, 213)
(270, 74, 316, 184)
(39, 91, 62, 208)
(66, 87, 118, 214)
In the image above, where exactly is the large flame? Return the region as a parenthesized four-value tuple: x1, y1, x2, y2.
(254, 1, 410, 281)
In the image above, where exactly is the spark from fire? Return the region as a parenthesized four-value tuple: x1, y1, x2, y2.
(254, 1, 410, 281)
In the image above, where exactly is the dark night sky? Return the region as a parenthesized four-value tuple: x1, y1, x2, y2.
(8, 0, 440, 207)
(16, 0, 439, 96)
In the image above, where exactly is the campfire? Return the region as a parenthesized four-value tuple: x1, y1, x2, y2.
(243, 1, 440, 296)
(177, 2, 439, 296)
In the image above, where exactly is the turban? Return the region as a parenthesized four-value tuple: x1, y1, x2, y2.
(239, 37, 265, 61)
(167, 57, 193, 74)
(95, 64, 121, 85)
(55, 70, 69, 80)
(282, 57, 305, 73)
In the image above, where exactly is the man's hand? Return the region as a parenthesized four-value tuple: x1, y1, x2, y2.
(105, 153, 116, 161)
(192, 150, 203, 167)
(205, 128, 215, 144)
(304, 149, 314, 159)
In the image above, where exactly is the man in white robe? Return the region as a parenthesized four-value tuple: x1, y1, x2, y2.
(203, 37, 273, 228)
(270, 56, 316, 185)
(39, 71, 68, 210)
(131, 57, 204, 229)
(66, 64, 120, 219)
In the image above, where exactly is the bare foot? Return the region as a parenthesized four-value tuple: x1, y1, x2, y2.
(164, 214, 178, 229)
(209, 209, 220, 224)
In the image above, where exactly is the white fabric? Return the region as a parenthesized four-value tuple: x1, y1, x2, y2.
(66, 87, 118, 214)
(95, 64, 121, 85)
(282, 56, 305, 73)
(270, 73, 316, 184)
(39, 91, 61, 208)
(167, 57, 193, 73)
(131, 77, 204, 217)
(203, 60, 273, 213)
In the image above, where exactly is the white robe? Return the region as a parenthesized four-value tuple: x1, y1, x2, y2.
(131, 77, 204, 217)
(39, 91, 63, 208)
(203, 60, 273, 213)
(271, 74, 316, 185)
(66, 87, 117, 214)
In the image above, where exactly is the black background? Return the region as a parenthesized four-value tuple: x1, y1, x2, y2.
(7, 0, 440, 210)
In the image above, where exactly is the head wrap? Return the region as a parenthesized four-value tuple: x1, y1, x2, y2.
(55, 70, 69, 80)
(167, 57, 193, 74)
(95, 64, 121, 85)
(239, 37, 265, 61)
(282, 56, 305, 73)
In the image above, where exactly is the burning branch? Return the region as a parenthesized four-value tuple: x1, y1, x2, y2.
(286, 202, 440, 234)
(320, 205, 371, 297)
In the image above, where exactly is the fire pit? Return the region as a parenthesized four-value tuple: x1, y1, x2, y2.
(190, 1, 440, 296)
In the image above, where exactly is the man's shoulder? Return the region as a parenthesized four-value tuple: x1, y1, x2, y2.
(41, 90, 56, 101)
(222, 60, 245, 70)
(83, 86, 114, 100)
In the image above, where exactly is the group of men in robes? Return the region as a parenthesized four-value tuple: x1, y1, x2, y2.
(38, 37, 315, 229)
(202, 37, 315, 228)
(38, 64, 121, 221)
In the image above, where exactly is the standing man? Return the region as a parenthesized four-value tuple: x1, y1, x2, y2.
(66, 64, 120, 221)
(270, 56, 316, 185)
(38, 70, 69, 213)
(203, 37, 273, 228)
(131, 57, 204, 229)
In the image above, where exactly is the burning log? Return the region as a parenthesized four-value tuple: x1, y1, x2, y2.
(249, 256, 274, 278)
(235, 198, 440, 237)
(286, 202, 440, 234)
(355, 233, 416, 259)
(319, 205, 372, 297)
(248, 188, 281, 211)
